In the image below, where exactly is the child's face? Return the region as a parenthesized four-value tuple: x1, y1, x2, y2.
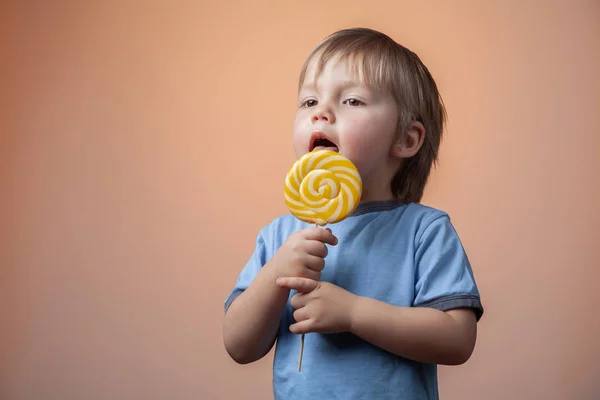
(292, 58, 399, 201)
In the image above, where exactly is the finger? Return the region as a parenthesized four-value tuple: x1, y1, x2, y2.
(305, 240, 328, 258)
(276, 277, 320, 293)
(304, 227, 338, 246)
(297, 267, 321, 281)
(292, 307, 309, 322)
(290, 292, 309, 309)
(303, 254, 325, 272)
(289, 319, 314, 334)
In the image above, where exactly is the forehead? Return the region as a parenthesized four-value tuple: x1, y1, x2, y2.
(302, 52, 364, 83)
(299, 50, 385, 92)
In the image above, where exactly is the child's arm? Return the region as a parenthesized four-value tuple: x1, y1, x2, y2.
(276, 277, 477, 366)
(223, 227, 337, 364)
(223, 260, 292, 364)
(350, 297, 477, 365)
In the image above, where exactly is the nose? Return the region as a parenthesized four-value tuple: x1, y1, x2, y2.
(311, 105, 335, 124)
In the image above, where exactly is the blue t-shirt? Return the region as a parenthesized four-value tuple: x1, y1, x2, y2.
(224, 200, 484, 399)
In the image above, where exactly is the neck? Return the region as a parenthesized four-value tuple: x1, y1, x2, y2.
(359, 183, 396, 204)
(363, 155, 409, 203)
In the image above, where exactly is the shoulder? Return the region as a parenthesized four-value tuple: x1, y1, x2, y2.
(370, 202, 464, 251)
(404, 203, 460, 242)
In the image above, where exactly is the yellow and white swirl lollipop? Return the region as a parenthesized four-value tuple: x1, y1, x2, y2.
(284, 149, 362, 372)
(284, 150, 362, 226)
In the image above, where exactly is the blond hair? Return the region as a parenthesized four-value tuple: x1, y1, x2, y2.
(298, 28, 447, 203)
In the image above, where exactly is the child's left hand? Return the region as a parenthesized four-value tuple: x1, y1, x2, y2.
(276, 277, 358, 334)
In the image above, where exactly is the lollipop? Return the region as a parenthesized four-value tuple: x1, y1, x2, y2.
(284, 149, 362, 371)
(284, 150, 362, 226)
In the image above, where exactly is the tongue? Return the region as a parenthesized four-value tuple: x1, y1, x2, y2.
(314, 145, 338, 152)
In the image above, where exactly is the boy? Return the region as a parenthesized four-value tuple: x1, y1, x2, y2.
(223, 27, 483, 399)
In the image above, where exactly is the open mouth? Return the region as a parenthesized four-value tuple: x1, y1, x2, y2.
(309, 132, 339, 152)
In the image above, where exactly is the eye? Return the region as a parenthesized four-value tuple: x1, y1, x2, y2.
(301, 99, 318, 108)
(344, 98, 364, 107)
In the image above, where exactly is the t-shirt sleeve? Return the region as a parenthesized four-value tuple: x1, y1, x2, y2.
(413, 214, 484, 321)
(224, 232, 267, 314)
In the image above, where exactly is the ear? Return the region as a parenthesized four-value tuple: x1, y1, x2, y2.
(391, 121, 425, 159)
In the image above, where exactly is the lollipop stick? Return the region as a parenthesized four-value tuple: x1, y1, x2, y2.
(298, 333, 305, 372)
(298, 222, 321, 372)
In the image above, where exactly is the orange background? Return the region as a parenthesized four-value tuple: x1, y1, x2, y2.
(1, 1, 599, 399)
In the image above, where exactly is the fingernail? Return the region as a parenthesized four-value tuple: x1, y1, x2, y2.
(276, 278, 283, 286)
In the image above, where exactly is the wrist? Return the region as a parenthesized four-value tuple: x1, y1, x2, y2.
(263, 259, 291, 292)
(263, 256, 284, 278)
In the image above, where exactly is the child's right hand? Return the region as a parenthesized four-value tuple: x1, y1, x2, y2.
(271, 227, 338, 282)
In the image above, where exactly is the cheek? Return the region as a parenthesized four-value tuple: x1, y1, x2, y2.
(339, 139, 376, 176)
(341, 128, 383, 156)
(339, 116, 395, 172)
(292, 118, 309, 155)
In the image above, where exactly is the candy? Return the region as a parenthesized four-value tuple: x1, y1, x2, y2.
(284, 150, 362, 226)
(283, 150, 362, 372)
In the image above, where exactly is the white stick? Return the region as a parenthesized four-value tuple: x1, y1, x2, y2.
(298, 333, 305, 372)
(298, 222, 320, 372)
